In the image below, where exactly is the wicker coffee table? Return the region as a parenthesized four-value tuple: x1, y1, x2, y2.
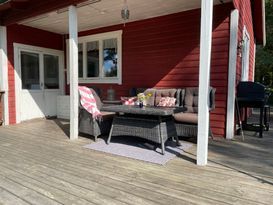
(101, 105, 185, 155)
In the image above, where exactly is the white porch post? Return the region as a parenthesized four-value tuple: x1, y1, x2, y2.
(226, 9, 239, 140)
(0, 26, 9, 125)
(68, 6, 79, 140)
(197, 0, 214, 166)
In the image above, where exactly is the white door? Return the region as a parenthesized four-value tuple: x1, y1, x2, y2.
(16, 45, 64, 122)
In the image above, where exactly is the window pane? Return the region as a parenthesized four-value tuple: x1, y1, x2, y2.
(103, 38, 118, 77)
(44, 54, 59, 89)
(87, 41, 99, 77)
(21, 51, 40, 90)
(78, 43, 83, 78)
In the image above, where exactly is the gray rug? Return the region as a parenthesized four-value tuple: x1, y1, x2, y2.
(84, 137, 192, 165)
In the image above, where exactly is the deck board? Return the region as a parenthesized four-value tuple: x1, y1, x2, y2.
(0, 115, 273, 205)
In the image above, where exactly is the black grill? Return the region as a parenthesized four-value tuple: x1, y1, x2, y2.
(237, 82, 270, 137)
(237, 82, 266, 107)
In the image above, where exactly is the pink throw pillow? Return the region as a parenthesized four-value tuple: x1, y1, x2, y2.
(121, 97, 137, 105)
(157, 97, 176, 107)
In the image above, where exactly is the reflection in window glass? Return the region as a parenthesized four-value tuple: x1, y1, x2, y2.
(103, 38, 118, 77)
(78, 43, 83, 78)
(44, 54, 59, 89)
(21, 51, 40, 90)
(87, 41, 99, 77)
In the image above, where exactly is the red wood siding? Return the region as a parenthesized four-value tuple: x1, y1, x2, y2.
(7, 24, 63, 124)
(233, 0, 256, 82)
(68, 3, 233, 137)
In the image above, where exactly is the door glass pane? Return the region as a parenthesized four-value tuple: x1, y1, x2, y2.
(103, 38, 118, 77)
(21, 51, 40, 90)
(44, 54, 59, 89)
(86, 41, 99, 77)
(78, 43, 83, 78)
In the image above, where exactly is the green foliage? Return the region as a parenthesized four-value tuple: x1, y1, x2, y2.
(0, 0, 8, 4)
(255, 0, 273, 87)
(265, 0, 273, 51)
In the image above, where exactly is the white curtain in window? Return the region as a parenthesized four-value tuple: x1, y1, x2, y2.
(103, 38, 117, 49)
(87, 41, 99, 51)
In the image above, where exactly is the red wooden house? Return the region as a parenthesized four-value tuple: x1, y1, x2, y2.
(0, 0, 266, 165)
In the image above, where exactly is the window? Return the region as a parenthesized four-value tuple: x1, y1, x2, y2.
(19, 46, 61, 91)
(103, 38, 118, 77)
(44, 54, 59, 89)
(78, 43, 83, 78)
(21, 51, 40, 90)
(241, 26, 250, 82)
(87, 41, 100, 77)
(67, 30, 122, 84)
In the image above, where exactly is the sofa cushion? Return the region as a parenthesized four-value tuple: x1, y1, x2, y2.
(155, 89, 177, 105)
(184, 87, 199, 113)
(173, 112, 198, 124)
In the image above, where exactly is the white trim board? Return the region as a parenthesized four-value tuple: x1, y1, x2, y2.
(0, 26, 9, 125)
(14, 43, 64, 56)
(226, 9, 239, 140)
(14, 43, 65, 123)
(252, 43, 256, 81)
(241, 26, 250, 82)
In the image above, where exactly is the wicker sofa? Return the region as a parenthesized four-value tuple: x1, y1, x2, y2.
(130, 87, 216, 138)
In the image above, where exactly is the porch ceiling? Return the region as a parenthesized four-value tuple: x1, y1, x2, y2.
(18, 0, 232, 34)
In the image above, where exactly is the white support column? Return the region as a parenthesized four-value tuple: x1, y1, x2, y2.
(197, 0, 214, 166)
(68, 6, 79, 140)
(0, 26, 9, 125)
(226, 9, 239, 140)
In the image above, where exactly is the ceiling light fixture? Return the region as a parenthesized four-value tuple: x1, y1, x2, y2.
(121, 0, 130, 26)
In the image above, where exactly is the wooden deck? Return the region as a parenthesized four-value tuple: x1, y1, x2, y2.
(0, 114, 272, 205)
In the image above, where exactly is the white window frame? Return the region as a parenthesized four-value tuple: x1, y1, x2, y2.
(241, 26, 250, 81)
(67, 30, 122, 85)
(252, 43, 256, 81)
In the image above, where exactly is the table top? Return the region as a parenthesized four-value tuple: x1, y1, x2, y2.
(101, 105, 186, 116)
(102, 100, 122, 105)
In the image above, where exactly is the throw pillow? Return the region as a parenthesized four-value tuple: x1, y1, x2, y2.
(121, 97, 137, 105)
(157, 97, 176, 107)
